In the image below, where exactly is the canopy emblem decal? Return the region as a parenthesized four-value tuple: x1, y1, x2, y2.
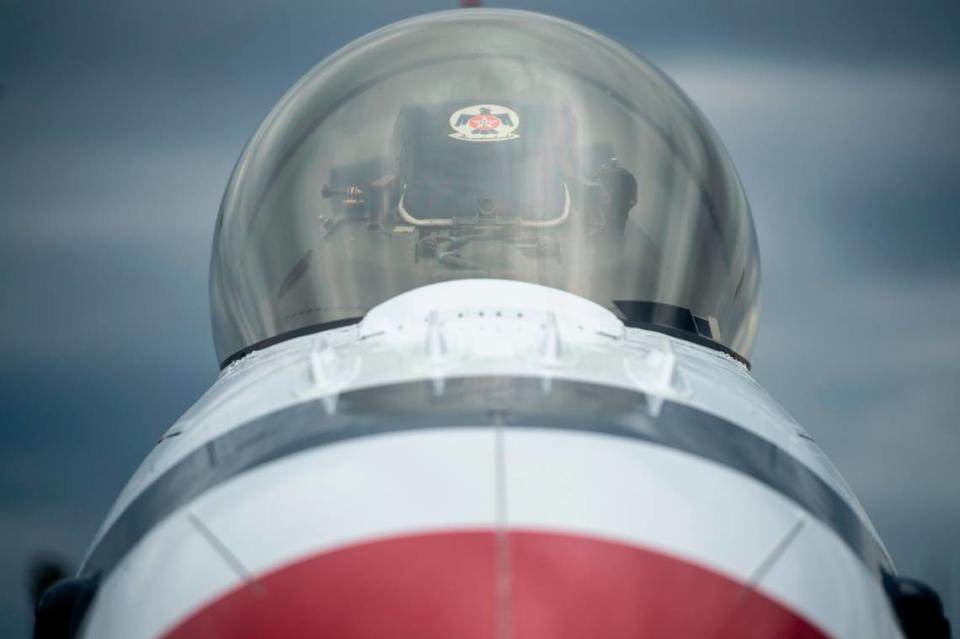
(449, 104, 519, 142)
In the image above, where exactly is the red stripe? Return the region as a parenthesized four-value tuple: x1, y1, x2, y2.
(163, 530, 827, 639)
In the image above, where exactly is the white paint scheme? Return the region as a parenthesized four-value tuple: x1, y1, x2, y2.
(503, 429, 901, 639)
(82, 428, 900, 639)
(80, 280, 903, 638)
(760, 511, 902, 639)
(82, 430, 499, 639)
(81, 506, 244, 639)
(89, 280, 876, 549)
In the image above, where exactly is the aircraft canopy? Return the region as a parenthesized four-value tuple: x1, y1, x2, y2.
(210, 10, 760, 366)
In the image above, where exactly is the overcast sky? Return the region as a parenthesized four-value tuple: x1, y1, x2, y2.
(2, 1, 959, 636)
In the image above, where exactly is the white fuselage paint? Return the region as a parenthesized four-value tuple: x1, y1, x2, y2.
(79, 280, 903, 639)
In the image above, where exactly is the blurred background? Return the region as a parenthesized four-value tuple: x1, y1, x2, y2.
(1, 0, 958, 636)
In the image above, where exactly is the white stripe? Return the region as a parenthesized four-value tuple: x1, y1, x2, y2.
(503, 429, 900, 639)
(83, 428, 899, 639)
(81, 510, 244, 639)
(84, 429, 498, 639)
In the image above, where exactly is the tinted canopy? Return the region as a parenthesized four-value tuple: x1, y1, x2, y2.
(211, 9, 760, 366)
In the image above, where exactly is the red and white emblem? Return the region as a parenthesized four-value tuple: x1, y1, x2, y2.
(449, 104, 520, 142)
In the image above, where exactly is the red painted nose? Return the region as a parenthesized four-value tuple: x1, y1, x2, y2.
(163, 530, 826, 639)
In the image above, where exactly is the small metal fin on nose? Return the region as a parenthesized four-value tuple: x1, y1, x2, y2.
(307, 336, 338, 387)
(425, 311, 448, 362)
(296, 335, 356, 414)
(623, 335, 689, 418)
(538, 312, 563, 365)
